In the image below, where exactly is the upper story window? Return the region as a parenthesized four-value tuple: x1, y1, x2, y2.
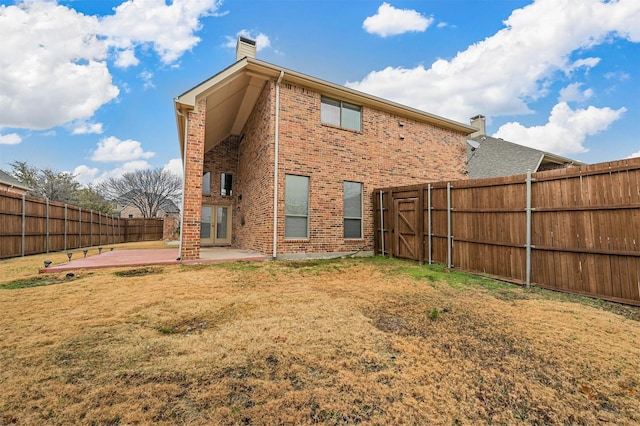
(202, 172, 211, 195)
(221, 173, 233, 196)
(321, 96, 362, 132)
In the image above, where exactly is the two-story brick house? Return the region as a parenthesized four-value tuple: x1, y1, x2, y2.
(174, 37, 476, 260)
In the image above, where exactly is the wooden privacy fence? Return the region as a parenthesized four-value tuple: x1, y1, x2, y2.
(374, 158, 640, 306)
(0, 191, 164, 259)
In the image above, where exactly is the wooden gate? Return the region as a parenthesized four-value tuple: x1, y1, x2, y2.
(394, 198, 419, 260)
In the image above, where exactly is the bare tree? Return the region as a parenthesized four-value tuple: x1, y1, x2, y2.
(99, 168, 182, 218)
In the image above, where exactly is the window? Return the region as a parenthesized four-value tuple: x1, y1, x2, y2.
(344, 181, 363, 239)
(202, 172, 211, 195)
(285, 174, 309, 239)
(221, 173, 233, 196)
(321, 96, 362, 131)
(128, 214, 133, 219)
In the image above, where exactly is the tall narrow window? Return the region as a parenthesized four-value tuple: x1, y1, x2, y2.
(321, 96, 362, 131)
(285, 174, 309, 239)
(221, 173, 233, 196)
(344, 181, 363, 239)
(202, 172, 211, 195)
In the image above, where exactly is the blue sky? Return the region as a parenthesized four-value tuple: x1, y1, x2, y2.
(0, 0, 638, 186)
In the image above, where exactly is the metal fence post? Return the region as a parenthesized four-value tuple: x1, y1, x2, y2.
(379, 190, 385, 256)
(447, 182, 452, 268)
(526, 170, 532, 288)
(64, 204, 68, 251)
(21, 194, 26, 257)
(428, 184, 432, 265)
(45, 199, 50, 253)
(78, 207, 82, 248)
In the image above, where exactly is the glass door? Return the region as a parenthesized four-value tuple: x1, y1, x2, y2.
(201, 205, 231, 245)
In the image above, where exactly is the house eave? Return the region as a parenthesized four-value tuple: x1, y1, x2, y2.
(174, 57, 477, 159)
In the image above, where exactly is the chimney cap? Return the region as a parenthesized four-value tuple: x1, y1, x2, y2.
(236, 36, 257, 61)
(238, 36, 256, 46)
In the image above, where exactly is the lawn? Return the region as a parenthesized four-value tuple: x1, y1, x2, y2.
(1, 244, 639, 425)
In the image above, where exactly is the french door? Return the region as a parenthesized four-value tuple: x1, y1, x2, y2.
(201, 204, 232, 245)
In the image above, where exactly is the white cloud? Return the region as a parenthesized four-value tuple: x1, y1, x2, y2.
(0, 132, 22, 145)
(114, 48, 139, 68)
(348, 0, 640, 122)
(225, 29, 271, 52)
(72, 165, 100, 186)
(558, 83, 593, 103)
(493, 102, 626, 155)
(101, 0, 222, 64)
(163, 158, 183, 177)
(564, 57, 600, 75)
(0, 0, 221, 132)
(71, 121, 104, 135)
(0, 1, 118, 130)
(138, 70, 155, 90)
(73, 160, 152, 186)
(628, 150, 640, 159)
(363, 2, 432, 37)
(91, 136, 155, 162)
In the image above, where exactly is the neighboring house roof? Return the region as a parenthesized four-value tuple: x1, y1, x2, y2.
(174, 56, 477, 157)
(115, 193, 180, 215)
(466, 135, 586, 179)
(0, 169, 31, 191)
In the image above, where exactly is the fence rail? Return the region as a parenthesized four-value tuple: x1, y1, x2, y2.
(0, 191, 164, 259)
(374, 157, 640, 306)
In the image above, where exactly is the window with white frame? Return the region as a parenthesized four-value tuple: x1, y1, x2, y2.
(202, 172, 211, 195)
(285, 174, 309, 239)
(321, 96, 362, 131)
(221, 173, 233, 196)
(344, 181, 363, 239)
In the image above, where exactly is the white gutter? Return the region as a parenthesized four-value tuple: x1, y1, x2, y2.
(175, 105, 188, 260)
(272, 71, 284, 259)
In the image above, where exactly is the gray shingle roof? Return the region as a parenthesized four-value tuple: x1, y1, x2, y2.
(0, 170, 31, 191)
(466, 135, 584, 179)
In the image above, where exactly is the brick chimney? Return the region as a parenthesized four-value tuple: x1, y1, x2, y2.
(469, 114, 486, 138)
(236, 36, 257, 61)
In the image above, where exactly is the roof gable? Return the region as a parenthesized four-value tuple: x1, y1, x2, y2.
(175, 58, 477, 157)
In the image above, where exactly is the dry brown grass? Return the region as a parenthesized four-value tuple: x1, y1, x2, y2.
(1, 252, 639, 425)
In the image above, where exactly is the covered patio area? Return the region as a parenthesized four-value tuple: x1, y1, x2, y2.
(39, 247, 266, 273)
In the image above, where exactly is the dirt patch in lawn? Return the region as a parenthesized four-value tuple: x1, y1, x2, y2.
(0, 257, 639, 425)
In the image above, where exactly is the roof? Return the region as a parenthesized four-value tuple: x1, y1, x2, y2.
(174, 57, 478, 157)
(0, 170, 31, 191)
(466, 135, 586, 179)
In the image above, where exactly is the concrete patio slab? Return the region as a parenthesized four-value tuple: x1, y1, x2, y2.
(39, 247, 267, 273)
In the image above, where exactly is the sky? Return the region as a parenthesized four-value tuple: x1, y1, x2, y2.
(0, 0, 639, 187)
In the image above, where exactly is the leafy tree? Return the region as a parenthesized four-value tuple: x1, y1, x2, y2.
(9, 161, 114, 213)
(11, 161, 79, 204)
(98, 168, 182, 218)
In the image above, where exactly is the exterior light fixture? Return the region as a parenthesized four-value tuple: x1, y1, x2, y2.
(98, 247, 103, 254)
(83, 249, 88, 258)
(67, 252, 73, 261)
(44, 260, 52, 268)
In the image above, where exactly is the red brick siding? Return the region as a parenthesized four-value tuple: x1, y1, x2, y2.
(273, 82, 467, 255)
(234, 82, 276, 254)
(180, 98, 206, 260)
(195, 80, 468, 257)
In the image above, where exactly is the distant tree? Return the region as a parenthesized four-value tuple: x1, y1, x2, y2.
(11, 161, 79, 205)
(98, 168, 182, 218)
(9, 161, 114, 213)
(76, 186, 115, 214)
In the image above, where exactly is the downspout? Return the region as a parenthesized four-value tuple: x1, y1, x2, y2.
(176, 105, 189, 260)
(273, 71, 285, 259)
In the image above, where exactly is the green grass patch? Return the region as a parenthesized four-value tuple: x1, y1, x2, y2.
(114, 267, 164, 277)
(0, 275, 64, 289)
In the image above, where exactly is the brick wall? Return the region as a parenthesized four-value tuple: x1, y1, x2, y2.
(199, 80, 468, 257)
(180, 98, 206, 260)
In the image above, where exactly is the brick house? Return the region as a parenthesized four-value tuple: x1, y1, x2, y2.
(0, 170, 30, 195)
(174, 37, 476, 260)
